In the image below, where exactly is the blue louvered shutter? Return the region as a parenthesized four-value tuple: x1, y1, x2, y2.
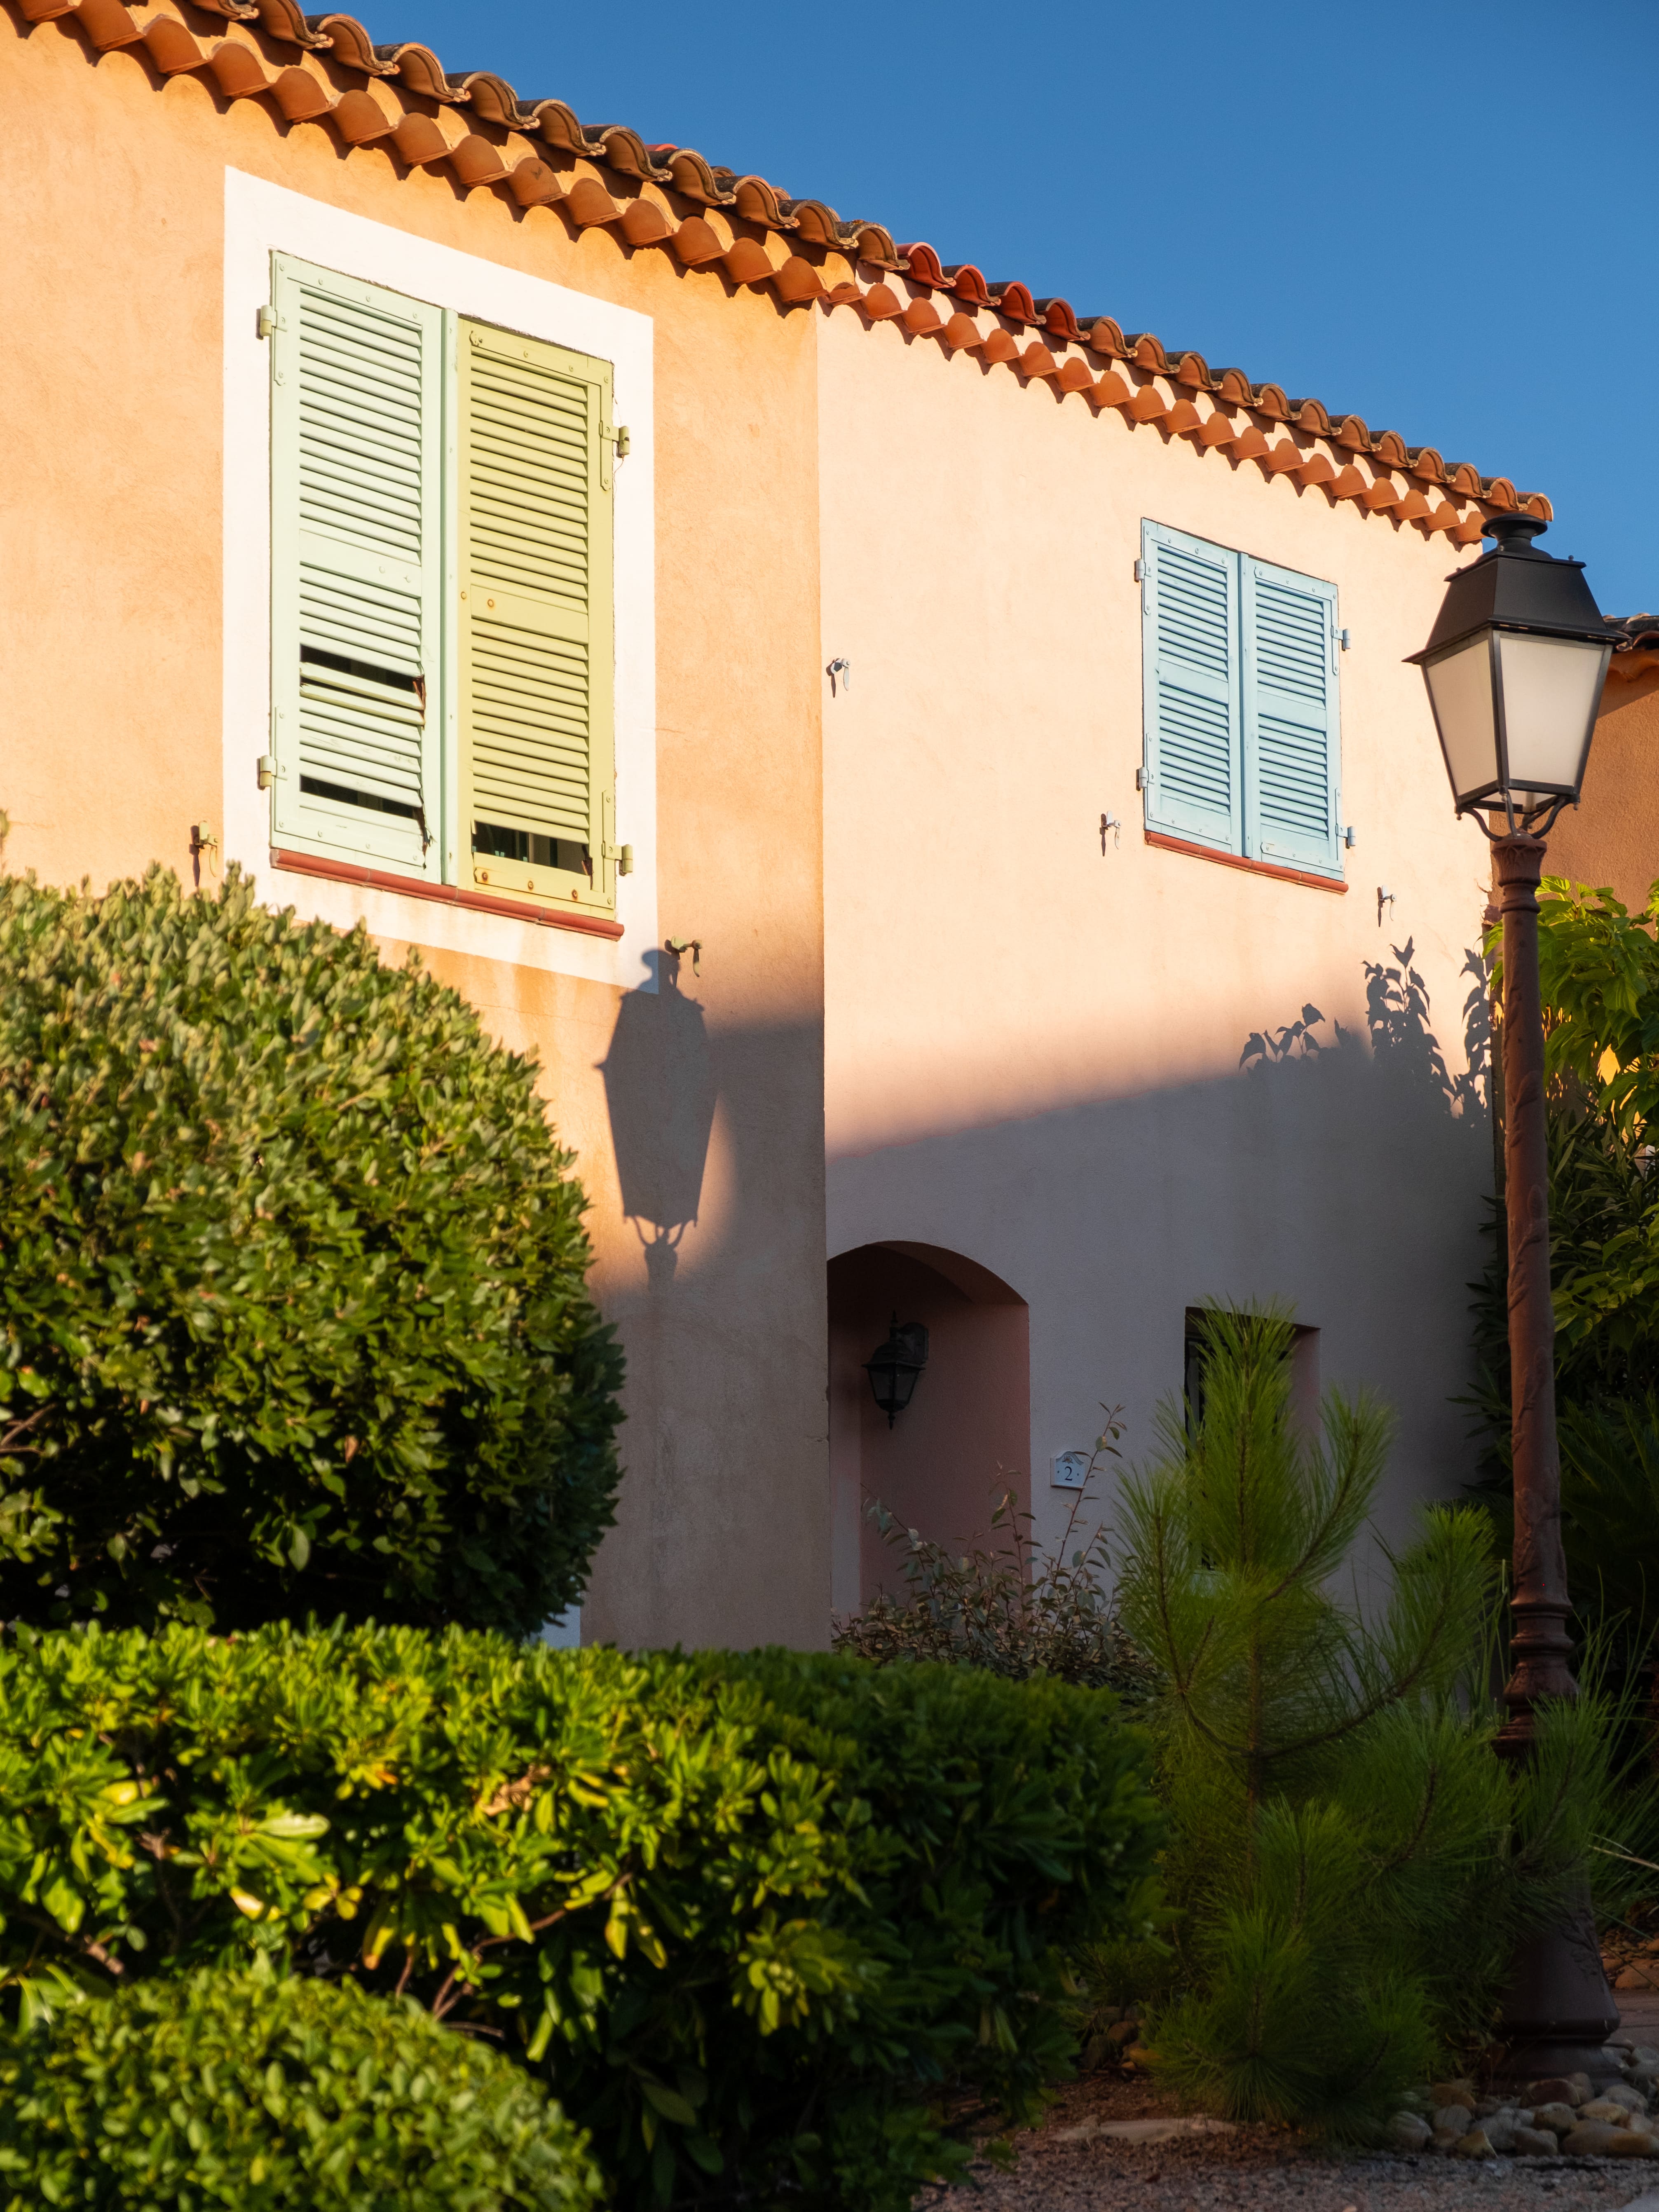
(1242, 555, 1342, 879)
(1141, 521, 1242, 853)
(268, 255, 445, 877)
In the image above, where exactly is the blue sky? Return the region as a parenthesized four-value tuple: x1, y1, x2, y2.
(363, 0, 1654, 610)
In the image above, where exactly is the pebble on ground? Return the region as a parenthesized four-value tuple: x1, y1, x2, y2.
(940, 2072, 1652, 2212)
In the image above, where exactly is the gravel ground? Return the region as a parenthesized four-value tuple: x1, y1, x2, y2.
(937, 2074, 1656, 2212)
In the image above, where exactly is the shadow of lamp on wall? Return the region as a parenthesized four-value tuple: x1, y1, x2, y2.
(598, 952, 717, 1290)
(864, 1315, 929, 1427)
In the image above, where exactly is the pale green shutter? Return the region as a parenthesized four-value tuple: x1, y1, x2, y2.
(1242, 555, 1342, 878)
(459, 322, 616, 916)
(1141, 520, 1242, 855)
(269, 255, 444, 876)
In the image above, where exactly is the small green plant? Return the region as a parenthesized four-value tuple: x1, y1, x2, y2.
(1114, 1305, 1638, 2133)
(832, 1414, 1158, 1700)
(0, 1622, 1162, 2212)
(0, 865, 623, 1634)
(0, 1965, 601, 2211)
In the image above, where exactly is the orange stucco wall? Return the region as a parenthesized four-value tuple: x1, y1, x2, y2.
(0, 13, 829, 1647)
(818, 305, 1497, 1557)
(1549, 671, 1659, 913)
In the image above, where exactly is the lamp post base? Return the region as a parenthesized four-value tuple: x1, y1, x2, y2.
(1492, 1900, 1622, 2090)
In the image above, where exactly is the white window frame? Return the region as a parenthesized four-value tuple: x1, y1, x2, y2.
(223, 167, 657, 990)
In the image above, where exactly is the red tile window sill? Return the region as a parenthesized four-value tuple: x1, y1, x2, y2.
(1143, 831, 1347, 895)
(269, 849, 626, 938)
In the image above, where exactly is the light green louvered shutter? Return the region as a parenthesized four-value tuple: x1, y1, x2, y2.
(459, 322, 616, 917)
(1242, 555, 1342, 879)
(1141, 520, 1243, 855)
(268, 256, 445, 876)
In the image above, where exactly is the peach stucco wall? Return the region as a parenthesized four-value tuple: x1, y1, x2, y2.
(817, 306, 1496, 1558)
(0, 15, 829, 1647)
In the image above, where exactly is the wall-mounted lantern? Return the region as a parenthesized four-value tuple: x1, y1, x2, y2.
(864, 1314, 928, 1427)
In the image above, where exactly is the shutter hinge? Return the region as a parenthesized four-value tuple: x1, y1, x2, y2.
(1338, 627, 1352, 651)
(1133, 558, 1145, 583)
(257, 753, 284, 789)
(1136, 766, 1149, 791)
(602, 841, 634, 876)
(256, 306, 280, 340)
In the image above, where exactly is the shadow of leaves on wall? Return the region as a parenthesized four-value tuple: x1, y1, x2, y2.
(1239, 943, 1490, 1126)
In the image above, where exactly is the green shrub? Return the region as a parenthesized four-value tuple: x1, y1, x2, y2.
(832, 1420, 1158, 1702)
(0, 1623, 1161, 2210)
(0, 1964, 600, 2210)
(0, 865, 622, 1635)
(1117, 1306, 1652, 2133)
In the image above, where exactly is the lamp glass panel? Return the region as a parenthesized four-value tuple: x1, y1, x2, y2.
(1495, 632, 1611, 800)
(1424, 634, 1497, 806)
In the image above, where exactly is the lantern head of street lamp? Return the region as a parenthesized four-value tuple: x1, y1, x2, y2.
(864, 1313, 929, 1428)
(1407, 513, 1614, 832)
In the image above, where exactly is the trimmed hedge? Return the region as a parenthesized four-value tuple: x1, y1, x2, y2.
(0, 865, 623, 1635)
(0, 1625, 1160, 2210)
(0, 1965, 601, 2210)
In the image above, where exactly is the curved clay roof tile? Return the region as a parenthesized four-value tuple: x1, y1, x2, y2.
(1036, 298, 1085, 342)
(1331, 415, 1372, 452)
(989, 281, 1038, 323)
(1448, 462, 1484, 497)
(1481, 478, 1518, 511)
(848, 223, 902, 269)
(1129, 334, 1170, 373)
(1252, 383, 1291, 421)
(731, 176, 796, 228)
(191, 0, 260, 19)
(1523, 494, 1554, 520)
(373, 42, 464, 98)
(787, 199, 844, 248)
(1291, 398, 1331, 435)
(1087, 317, 1128, 357)
(447, 72, 536, 126)
(307, 13, 391, 66)
(1408, 447, 1447, 483)
(897, 242, 949, 287)
(530, 100, 606, 156)
(1373, 429, 1411, 468)
(943, 264, 999, 307)
(588, 125, 672, 180)
(1216, 367, 1255, 405)
(1174, 352, 1213, 389)
(254, 0, 324, 38)
(651, 147, 733, 205)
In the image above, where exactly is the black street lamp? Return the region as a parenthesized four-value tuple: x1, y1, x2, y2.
(864, 1315, 929, 1427)
(1410, 511, 1618, 2083)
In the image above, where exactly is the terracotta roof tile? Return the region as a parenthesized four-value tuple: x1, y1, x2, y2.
(15, 0, 1549, 528)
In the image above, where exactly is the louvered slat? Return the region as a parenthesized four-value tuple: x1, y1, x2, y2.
(269, 257, 443, 874)
(459, 322, 616, 914)
(1244, 558, 1341, 876)
(1142, 523, 1241, 853)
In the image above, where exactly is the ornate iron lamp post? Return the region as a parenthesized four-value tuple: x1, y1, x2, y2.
(1410, 511, 1617, 2080)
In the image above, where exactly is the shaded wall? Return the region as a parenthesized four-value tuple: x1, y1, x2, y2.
(827, 1243, 1030, 1616)
(0, 11, 829, 1648)
(817, 305, 1495, 1557)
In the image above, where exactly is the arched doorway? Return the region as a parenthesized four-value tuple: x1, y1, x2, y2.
(827, 1242, 1031, 1617)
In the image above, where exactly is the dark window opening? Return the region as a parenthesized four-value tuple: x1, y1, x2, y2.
(301, 645, 422, 694)
(473, 822, 590, 878)
(1183, 1307, 1319, 1438)
(300, 776, 421, 821)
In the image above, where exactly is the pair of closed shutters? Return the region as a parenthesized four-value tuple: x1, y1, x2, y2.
(1140, 520, 1342, 879)
(267, 254, 617, 916)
